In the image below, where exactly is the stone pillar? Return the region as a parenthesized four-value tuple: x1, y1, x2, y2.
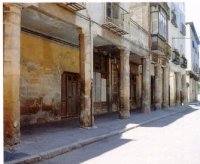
(155, 63, 162, 109)
(182, 74, 188, 105)
(176, 72, 181, 105)
(119, 48, 130, 118)
(163, 64, 169, 108)
(3, 4, 22, 146)
(142, 58, 150, 113)
(79, 30, 93, 127)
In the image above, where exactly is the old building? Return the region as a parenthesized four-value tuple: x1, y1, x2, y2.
(3, 2, 149, 146)
(185, 22, 200, 102)
(130, 2, 171, 110)
(3, 2, 199, 147)
(168, 2, 188, 106)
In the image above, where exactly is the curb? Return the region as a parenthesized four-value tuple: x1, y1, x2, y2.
(6, 107, 189, 164)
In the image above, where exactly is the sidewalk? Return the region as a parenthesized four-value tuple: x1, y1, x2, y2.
(4, 104, 196, 164)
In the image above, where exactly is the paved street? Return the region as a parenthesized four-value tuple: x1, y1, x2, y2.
(38, 104, 200, 164)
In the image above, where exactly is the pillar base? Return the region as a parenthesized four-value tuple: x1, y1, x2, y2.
(142, 104, 151, 113)
(162, 104, 169, 109)
(119, 111, 130, 119)
(155, 104, 161, 110)
(176, 101, 181, 106)
(79, 112, 94, 128)
(4, 134, 20, 147)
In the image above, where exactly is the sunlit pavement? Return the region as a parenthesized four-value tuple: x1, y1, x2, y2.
(38, 103, 200, 164)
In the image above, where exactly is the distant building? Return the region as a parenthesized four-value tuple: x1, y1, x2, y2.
(185, 22, 200, 102)
(168, 2, 188, 106)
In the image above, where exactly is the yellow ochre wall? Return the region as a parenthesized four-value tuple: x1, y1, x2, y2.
(20, 32, 79, 126)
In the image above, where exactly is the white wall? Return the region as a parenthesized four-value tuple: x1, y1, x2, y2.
(168, 2, 185, 57)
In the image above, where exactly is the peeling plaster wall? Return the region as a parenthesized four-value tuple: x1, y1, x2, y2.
(20, 32, 79, 126)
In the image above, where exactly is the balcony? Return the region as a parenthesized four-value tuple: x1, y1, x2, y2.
(151, 35, 171, 57)
(171, 49, 180, 65)
(180, 23, 186, 36)
(180, 56, 187, 68)
(171, 10, 178, 28)
(65, 3, 86, 11)
(102, 3, 129, 35)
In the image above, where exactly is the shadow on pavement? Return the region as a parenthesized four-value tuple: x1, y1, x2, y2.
(4, 103, 199, 163)
(37, 137, 134, 164)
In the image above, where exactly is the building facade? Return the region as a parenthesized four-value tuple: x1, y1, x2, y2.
(3, 2, 199, 146)
(168, 2, 188, 106)
(185, 22, 200, 102)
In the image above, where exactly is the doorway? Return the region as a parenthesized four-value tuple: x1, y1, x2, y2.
(151, 76, 155, 110)
(61, 72, 80, 118)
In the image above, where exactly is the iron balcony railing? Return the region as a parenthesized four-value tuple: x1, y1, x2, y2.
(171, 48, 180, 65)
(65, 2, 86, 11)
(180, 23, 186, 36)
(151, 35, 171, 57)
(180, 56, 187, 68)
(103, 3, 130, 35)
(171, 10, 178, 28)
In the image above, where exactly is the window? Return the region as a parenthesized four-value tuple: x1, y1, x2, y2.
(159, 8, 167, 40)
(106, 3, 120, 19)
(106, 3, 112, 18)
(151, 4, 168, 41)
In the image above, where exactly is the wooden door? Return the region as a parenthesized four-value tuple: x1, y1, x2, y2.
(61, 72, 80, 118)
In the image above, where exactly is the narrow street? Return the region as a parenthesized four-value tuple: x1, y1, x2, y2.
(38, 104, 200, 164)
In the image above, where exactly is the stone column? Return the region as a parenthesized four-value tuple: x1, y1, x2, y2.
(155, 63, 162, 109)
(79, 30, 93, 127)
(163, 64, 169, 108)
(119, 48, 130, 118)
(142, 58, 150, 113)
(182, 74, 188, 105)
(176, 72, 181, 105)
(3, 4, 22, 146)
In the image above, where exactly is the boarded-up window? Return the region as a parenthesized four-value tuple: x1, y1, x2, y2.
(93, 53, 107, 103)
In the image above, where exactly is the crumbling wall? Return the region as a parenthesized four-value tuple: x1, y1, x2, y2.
(20, 32, 79, 126)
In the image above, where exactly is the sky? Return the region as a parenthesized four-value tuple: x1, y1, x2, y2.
(185, 0, 200, 36)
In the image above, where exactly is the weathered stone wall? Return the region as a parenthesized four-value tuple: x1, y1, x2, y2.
(129, 3, 149, 32)
(20, 32, 79, 126)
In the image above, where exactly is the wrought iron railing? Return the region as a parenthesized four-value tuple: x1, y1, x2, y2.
(171, 10, 178, 28)
(103, 3, 130, 35)
(65, 2, 86, 11)
(180, 56, 187, 68)
(180, 23, 186, 36)
(171, 49, 180, 65)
